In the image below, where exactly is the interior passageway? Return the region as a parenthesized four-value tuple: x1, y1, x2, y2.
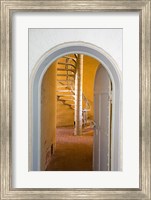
(44, 54, 99, 171)
(41, 53, 113, 171)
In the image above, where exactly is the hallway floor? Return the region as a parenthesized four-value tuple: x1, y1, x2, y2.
(46, 127, 94, 171)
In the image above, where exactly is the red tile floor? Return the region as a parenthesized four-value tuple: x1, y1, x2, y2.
(46, 127, 94, 171)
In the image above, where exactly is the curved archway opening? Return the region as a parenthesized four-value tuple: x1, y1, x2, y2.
(29, 42, 122, 171)
(42, 54, 101, 171)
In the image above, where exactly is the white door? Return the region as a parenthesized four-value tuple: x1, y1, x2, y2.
(93, 65, 112, 171)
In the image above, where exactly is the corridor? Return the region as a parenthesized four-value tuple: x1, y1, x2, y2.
(46, 127, 93, 171)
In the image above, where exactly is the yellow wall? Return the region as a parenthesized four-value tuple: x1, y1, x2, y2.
(41, 62, 56, 170)
(56, 103, 74, 127)
(83, 55, 100, 120)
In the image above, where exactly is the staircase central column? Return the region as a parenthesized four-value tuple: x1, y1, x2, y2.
(74, 54, 83, 135)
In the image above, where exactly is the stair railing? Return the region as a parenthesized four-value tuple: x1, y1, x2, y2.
(56, 54, 91, 127)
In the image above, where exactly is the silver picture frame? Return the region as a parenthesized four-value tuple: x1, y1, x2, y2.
(0, 0, 150, 199)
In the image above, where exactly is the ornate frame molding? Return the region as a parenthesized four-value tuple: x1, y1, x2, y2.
(0, 1, 150, 199)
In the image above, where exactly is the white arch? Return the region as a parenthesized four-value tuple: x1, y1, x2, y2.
(29, 42, 122, 171)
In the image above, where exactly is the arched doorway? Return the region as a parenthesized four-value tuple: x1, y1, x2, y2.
(44, 54, 100, 171)
(29, 42, 122, 171)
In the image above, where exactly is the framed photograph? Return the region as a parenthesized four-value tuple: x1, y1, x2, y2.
(0, 0, 150, 199)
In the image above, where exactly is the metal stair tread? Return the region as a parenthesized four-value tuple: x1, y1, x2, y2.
(58, 95, 74, 98)
(57, 68, 75, 73)
(57, 85, 73, 87)
(60, 100, 75, 103)
(57, 74, 75, 77)
(59, 96, 74, 99)
(57, 63, 76, 68)
(57, 80, 74, 82)
(56, 90, 74, 92)
(57, 94, 74, 96)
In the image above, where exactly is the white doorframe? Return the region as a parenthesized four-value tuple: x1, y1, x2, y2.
(29, 41, 122, 171)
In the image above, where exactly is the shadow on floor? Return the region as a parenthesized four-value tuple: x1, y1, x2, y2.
(46, 127, 94, 171)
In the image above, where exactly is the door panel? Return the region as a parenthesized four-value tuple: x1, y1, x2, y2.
(93, 93, 100, 170)
(93, 65, 111, 171)
(99, 93, 111, 170)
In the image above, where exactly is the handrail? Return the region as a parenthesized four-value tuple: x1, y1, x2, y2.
(69, 84, 90, 111)
(82, 93, 91, 111)
(62, 56, 77, 63)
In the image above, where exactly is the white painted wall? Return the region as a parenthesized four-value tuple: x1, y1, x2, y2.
(29, 29, 122, 75)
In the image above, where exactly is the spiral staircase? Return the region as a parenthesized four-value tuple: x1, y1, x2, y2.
(56, 54, 91, 129)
